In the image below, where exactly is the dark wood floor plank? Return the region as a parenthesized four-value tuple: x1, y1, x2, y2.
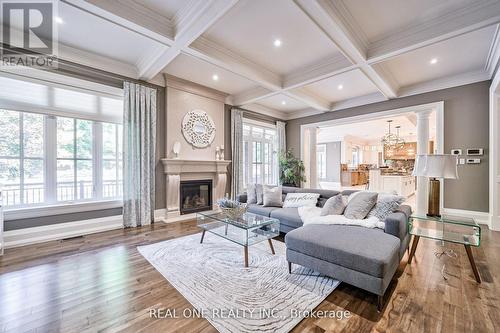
(1, 220, 499, 333)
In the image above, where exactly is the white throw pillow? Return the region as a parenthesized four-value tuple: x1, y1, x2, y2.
(246, 184, 257, 204)
(283, 193, 320, 208)
(263, 186, 283, 207)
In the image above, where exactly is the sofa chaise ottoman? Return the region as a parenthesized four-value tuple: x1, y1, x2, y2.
(237, 186, 412, 310)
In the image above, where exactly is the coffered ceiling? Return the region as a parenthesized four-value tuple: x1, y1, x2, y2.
(21, 0, 500, 119)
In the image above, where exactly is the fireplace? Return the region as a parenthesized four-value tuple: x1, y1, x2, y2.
(179, 179, 213, 215)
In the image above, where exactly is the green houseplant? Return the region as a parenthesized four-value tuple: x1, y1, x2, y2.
(279, 149, 306, 187)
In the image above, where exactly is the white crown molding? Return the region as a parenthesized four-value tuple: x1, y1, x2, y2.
(398, 70, 490, 98)
(164, 74, 229, 103)
(282, 53, 355, 89)
(240, 103, 289, 120)
(62, 0, 174, 45)
(58, 43, 139, 79)
(285, 108, 325, 120)
(367, 0, 500, 62)
(330, 92, 387, 111)
(486, 24, 500, 77)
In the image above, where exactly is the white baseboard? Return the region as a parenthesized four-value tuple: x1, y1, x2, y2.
(4, 215, 123, 249)
(442, 208, 491, 228)
(4, 209, 167, 249)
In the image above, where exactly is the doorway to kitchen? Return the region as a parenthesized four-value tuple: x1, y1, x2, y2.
(300, 102, 444, 214)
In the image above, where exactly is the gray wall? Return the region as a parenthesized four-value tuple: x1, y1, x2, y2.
(287, 81, 490, 213)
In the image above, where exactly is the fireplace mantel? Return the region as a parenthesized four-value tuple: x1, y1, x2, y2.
(160, 159, 231, 221)
(161, 159, 231, 174)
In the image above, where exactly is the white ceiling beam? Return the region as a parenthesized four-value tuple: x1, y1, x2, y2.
(187, 37, 282, 91)
(139, 0, 240, 80)
(62, 0, 175, 45)
(293, 0, 398, 99)
(282, 54, 354, 89)
(367, 0, 500, 63)
(231, 86, 276, 106)
(284, 87, 330, 111)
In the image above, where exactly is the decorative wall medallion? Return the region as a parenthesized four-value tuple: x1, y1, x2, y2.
(181, 109, 216, 148)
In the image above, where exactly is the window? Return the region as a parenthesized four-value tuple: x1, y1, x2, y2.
(0, 111, 44, 206)
(317, 144, 326, 180)
(0, 109, 123, 208)
(0, 72, 123, 210)
(243, 121, 278, 188)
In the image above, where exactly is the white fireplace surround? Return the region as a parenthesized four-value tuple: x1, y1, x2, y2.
(161, 159, 230, 221)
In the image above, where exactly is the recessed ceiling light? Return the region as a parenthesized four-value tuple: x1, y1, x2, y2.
(281, 100, 286, 105)
(212, 74, 219, 81)
(430, 58, 438, 65)
(337, 84, 343, 90)
(274, 39, 282, 47)
(55, 16, 64, 24)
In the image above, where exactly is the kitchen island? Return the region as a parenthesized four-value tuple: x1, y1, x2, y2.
(369, 169, 415, 197)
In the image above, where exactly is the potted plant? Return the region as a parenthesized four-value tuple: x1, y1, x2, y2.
(279, 149, 306, 187)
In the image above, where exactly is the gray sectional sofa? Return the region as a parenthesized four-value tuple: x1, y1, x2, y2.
(237, 186, 411, 311)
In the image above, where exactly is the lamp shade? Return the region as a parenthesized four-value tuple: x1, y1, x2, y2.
(412, 154, 458, 179)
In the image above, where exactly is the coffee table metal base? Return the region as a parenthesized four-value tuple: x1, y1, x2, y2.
(200, 231, 275, 267)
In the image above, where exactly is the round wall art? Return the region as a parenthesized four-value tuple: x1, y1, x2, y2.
(181, 109, 216, 148)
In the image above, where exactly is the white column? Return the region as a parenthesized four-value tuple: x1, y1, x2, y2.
(416, 110, 432, 215)
(302, 127, 317, 188)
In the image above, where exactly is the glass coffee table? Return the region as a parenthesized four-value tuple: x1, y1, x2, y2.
(197, 211, 280, 267)
(408, 214, 481, 282)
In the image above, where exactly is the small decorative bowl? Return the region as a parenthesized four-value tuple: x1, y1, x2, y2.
(219, 205, 247, 220)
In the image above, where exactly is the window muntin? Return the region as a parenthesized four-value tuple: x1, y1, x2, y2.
(243, 121, 278, 189)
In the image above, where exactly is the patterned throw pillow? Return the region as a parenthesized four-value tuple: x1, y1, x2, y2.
(246, 184, 257, 204)
(282, 193, 320, 208)
(367, 194, 406, 221)
(344, 192, 378, 219)
(320, 193, 346, 216)
(263, 186, 283, 207)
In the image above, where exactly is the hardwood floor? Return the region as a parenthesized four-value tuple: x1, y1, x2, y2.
(1, 220, 499, 333)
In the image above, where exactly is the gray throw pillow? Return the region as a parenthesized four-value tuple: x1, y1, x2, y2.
(367, 193, 405, 221)
(246, 184, 257, 204)
(320, 194, 346, 216)
(344, 192, 378, 219)
(256, 184, 264, 205)
(263, 186, 283, 207)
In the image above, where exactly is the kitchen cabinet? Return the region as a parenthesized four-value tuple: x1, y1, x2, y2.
(369, 170, 415, 197)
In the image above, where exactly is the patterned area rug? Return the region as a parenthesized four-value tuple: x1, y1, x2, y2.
(138, 233, 339, 333)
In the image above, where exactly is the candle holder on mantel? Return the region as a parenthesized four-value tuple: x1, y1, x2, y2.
(219, 145, 224, 160)
(215, 146, 220, 160)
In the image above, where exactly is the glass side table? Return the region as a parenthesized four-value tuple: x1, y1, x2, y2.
(408, 214, 481, 283)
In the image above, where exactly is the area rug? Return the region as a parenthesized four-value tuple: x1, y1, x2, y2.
(138, 232, 340, 333)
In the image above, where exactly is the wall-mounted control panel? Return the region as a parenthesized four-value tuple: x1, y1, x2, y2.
(466, 158, 481, 164)
(467, 148, 483, 156)
(451, 149, 462, 155)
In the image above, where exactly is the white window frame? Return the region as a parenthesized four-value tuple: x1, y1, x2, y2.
(2, 110, 123, 219)
(242, 119, 278, 188)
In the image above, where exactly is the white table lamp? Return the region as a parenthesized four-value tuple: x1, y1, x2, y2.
(412, 154, 458, 216)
